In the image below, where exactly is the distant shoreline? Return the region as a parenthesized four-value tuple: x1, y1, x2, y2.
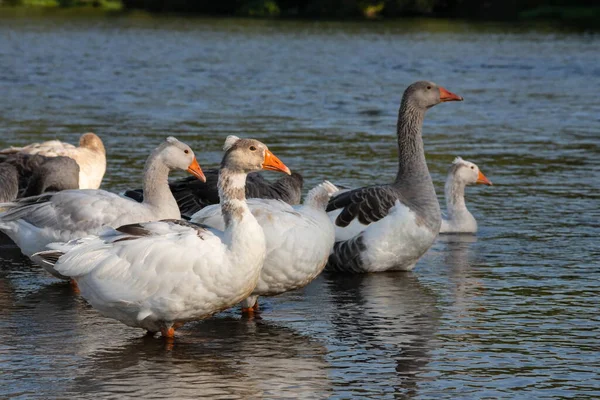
(1, 2, 599, 30)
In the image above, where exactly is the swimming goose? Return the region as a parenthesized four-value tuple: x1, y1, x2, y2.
(440, 157, 492, 234)
(191, 180, 337, 313)
(0, 163, 19, 203)
(326, 81, 463, 273)
(0, 132, 106, 189)
(33, 136, 291, 339)
(0, 137, 205, 277)
(124, 170, 304, 218)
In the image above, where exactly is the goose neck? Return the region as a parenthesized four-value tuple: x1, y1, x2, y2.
(445, 175, 467, 218)
(141, 152, 179, 216)
(218, 167, 249, 229)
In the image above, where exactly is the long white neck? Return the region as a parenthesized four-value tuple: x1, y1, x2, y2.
(141, 149, 180, 219)
(218, 167, 265, 258)
(444, 174, 476, 230)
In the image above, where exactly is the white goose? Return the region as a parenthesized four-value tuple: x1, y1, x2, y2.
(33, 136, 291, 339)
(0, 132, 106, 189)
(326, 81, 463, 273)
(440, 157, 492, 234)
(0, 137, 205, 277)
(191, 180, 337, 313)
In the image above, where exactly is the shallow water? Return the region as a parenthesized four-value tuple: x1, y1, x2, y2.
(0, 15, 598, 399)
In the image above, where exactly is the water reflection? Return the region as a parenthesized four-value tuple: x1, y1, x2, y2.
(324, 272, 440, 398)
(68, 318, 332, 399)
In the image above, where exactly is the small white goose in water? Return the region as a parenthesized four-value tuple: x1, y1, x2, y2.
(0, 132, 106, 189)
(440, 157, 492, 234)
(33, 136, 291, 339)
(0, 137, 205, 277)
(191, 180, 337, 314)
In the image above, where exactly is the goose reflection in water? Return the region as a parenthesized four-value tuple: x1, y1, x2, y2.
(323, 272, 441, 398)
(429, 234, 486, 315)
(65, 317, 332, 399)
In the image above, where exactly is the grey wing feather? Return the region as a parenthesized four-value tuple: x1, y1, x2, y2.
(326, 185, 401, 227)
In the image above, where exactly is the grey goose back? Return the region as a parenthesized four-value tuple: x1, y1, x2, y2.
(326, 81, 463, 273)
(0, 133, 106, 190)
(440, 157, 492, 234)
(0, 153, 80, 198)
(124, 170, 303, 218)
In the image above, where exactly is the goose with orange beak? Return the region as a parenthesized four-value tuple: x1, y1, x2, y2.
(33, 136, 294, 340)
(326, 81, 464, 273)
(440, 157, 492, 233)
(0, 136, 206, 279)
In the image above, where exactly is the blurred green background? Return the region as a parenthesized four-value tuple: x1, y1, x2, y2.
(1, 0, 599, 28)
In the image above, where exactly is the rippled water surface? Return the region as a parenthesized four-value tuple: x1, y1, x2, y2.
(0, 15, 599, 399)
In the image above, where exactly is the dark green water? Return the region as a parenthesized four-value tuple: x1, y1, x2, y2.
(0, 15, 598, 399)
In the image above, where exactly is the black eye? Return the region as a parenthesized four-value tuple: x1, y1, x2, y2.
(184, 149, 189, 154)
(426, 86, 431, 90)
(471, 166, 475, 169)
(249, 146, 256, 151)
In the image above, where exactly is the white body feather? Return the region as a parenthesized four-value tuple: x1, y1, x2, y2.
(191, 181, 337, 308)
(0, 190, 180, 278)
(328, 201, 437, 272)
(42, 214, 266, 332)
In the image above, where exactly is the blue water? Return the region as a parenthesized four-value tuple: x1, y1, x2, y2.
(0, 15, 598, 399)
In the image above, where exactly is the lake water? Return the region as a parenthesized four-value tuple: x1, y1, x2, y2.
(0, 14, 598, 399)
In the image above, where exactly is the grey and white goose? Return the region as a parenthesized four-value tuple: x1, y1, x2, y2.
(440, 157, 492, 234)
(326, 81, 463, 273)
(124, 170, 303, 218)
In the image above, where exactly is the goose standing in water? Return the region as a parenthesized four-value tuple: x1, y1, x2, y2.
(191, 180, 337, 314)
(0, 132, 106, 189)
(0, 137, 205, 277)
(440, 157, 492, 234)
(124, 169, 303, 218)
(33, 136, 291, 339)
(326, 81, 463, 273)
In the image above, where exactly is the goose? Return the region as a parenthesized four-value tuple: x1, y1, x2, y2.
(0, 137, 205, 278)
(124, 170, 304, 218)
(32, 136, 291, 339)
(0, 163, 18, 203)
(0, 132, 106, 189)
(191, 180, 337, 314)
(0, 153, 80, 198)
(440, 157, 492, 234)
(326, 81, 463, 273)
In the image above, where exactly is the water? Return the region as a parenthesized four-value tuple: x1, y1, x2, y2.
(0, 15, 599, 399)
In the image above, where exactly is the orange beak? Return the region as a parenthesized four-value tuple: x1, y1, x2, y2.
(439, 86, 463, 102)
(187, 158, 206, 182)
(476, 171, 492, 186)
(262, 149, 291, 175)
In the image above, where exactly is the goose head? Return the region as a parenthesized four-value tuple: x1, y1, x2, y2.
(161, 136, 206, 182)
(222, 135, 291, 175)
(449, 157, 492, 186)
(79, 132, 106, 155)
(404, 81, 463, 110)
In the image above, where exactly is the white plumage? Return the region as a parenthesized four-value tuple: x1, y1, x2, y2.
(0, 136, 205, 278)
(32, 136, 292, 338)
(440, 157, 492, 234)
(192, 181, 337, 311)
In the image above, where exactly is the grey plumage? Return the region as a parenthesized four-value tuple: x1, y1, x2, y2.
(124, 169, 303, 218)
(0, 163, 19, 202)
(326, 81, 462, 273)
(0, 153, 79, 197)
